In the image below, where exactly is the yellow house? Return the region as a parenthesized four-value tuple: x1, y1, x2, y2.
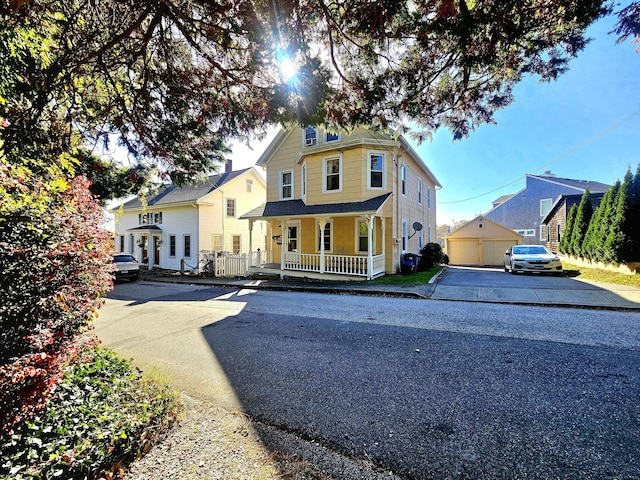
(445, 216, 523, 266)
(113, 164, 267, 272)
(242, 126, 441, 279)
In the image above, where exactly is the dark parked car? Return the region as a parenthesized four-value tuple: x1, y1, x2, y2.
(112, 253, 139, 281)
(504, 245, 563, 275)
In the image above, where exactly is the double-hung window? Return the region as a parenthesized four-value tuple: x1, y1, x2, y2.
(418, 179, 423, 204)
(304, 126, 318, 146)
(226, 198, 236, 217)
(280, 170, 294, 200)
(169, 235, 176, 257)
(184, 235, 191, 258)
(368, 152, 384, 189)
(325, 131, 341, 143)
(427, 186, 432, 209)
(357, 219, 369, 253)
(323, 156, 342, 192)
(401, 165, 407, 195)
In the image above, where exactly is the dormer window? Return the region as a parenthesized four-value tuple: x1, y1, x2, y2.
(304, 126, 317, 146)
(325, 131, 340, 143)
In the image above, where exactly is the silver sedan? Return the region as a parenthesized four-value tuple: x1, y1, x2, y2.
(504, 245, 563, 275)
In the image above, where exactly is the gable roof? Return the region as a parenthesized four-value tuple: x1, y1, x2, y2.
(527, 174, 610, 193)
(446, 215, 523, 240)
(241, 193, 392, 219)
(541, 192, 606, 225)
(486, 173, 610, 215)
(119, 168, 255, 209)
(256, 127, 441, 188)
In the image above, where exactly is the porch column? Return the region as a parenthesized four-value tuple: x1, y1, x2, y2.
(317, 217, 330, 274)
(248, 219, 254, 265)
(381, 218, 386, 274)
(280, 219, 287, 271)
(367, 215, 374, 280)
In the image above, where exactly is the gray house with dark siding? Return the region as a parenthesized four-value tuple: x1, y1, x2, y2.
(484, 172, 610, 245)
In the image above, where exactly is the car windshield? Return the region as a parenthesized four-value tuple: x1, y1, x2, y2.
(513, 246, 549, 255)
(114, 255, 135, 262)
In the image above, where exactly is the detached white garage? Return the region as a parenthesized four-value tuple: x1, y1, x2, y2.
(445, 216, 523, 266)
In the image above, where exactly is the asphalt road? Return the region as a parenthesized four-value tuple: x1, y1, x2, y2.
(96, 282, 640, 480)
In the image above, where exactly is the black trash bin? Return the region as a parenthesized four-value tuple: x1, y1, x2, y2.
(401, 253, 419, 274)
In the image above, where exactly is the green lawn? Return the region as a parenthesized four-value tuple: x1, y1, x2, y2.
(562, 262, 640, 288)
(369, 266, 443, 285)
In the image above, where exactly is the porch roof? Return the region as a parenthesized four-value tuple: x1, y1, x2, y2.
(240, 193, 392, 220)
(127, 225, 163, 232)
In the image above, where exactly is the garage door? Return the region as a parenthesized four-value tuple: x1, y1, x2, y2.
(448, 239, 480, 265)
(483, 240, 516, 266)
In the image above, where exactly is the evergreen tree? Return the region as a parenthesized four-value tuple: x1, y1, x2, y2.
(593, 181, 621, 263)
(559, 204, 577, 255)
(582, 201, 602, 261)
(619, 164, 640, 262)
(604, 170, 632, 264)
(569, 189, 594, 258)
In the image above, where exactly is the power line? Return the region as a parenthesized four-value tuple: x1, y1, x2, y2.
(439, 108, 640, 205)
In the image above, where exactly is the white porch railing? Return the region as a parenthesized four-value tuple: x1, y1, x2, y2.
(283, 252, 385, 278)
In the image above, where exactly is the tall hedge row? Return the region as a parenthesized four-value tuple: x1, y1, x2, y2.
(559, 166, 640, 264)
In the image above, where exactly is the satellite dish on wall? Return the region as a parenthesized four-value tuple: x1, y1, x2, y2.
(412, 222, 423, 231)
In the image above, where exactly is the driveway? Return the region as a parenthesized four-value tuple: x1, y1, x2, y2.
(431, 266, 640, 308)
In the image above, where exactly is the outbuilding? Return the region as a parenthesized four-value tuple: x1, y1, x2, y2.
(445, 216, 523, 266)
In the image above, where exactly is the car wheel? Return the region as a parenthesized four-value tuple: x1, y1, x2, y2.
(504, 264, 509, 273)
(509, 265, 517, 275)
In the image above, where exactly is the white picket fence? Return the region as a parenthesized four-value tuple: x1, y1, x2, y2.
(202, 250, 271, 278)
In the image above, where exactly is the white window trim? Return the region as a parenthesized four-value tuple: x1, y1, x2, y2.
(402, 219, 408, 253)
(515, 228, 536, 237)
(427, 186, 432, 209)
(419, 229, 424, 249)
(322, 155, 343, 193)
(355, 218, 374, 254)
(286, 220, 301, 253)
(316, 219, 333, 253)
(279, 169, 294, 200)
(540, 198, 553, 217)
(367, 150, 386, 190)
(303, 127, 318, 147)
(418, 178, 423, 204)
(540, 225, 548, 241)
(401, 164, 407, 196)
(183, 234, 192, 258)
(226, 198, 236, 217)
(169, 234, 177, 258)
(324, 130, 341, 144)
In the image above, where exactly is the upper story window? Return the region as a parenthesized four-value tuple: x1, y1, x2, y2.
(427, 186, 432, 209)
(280, 169, 294, 200)
(418, 179, 423, 204)
(226, 198, 236, 217)
(324, 131, 341, 143)
(323, 156, 342, 193)
(246, 179, 253, 192)
(540, 198, 552, 217)
(304, 126, 318, 147)
(368, 152, 385, 189)
(401, 165, 407, 195)
(138, 212, 162, 225)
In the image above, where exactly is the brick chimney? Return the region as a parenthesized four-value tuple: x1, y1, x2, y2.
(225, 159, 233, 173)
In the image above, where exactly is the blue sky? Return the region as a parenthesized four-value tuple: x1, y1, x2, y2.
(231, 9, 639, 227)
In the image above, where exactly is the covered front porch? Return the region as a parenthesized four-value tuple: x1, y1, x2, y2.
(242, 194, 392, 281)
